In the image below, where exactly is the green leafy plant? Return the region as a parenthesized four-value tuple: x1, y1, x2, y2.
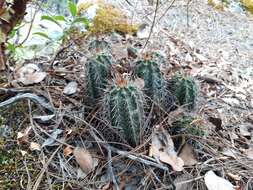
(104, 78, 144, 146)
(134, 58, 167, 107)
(168, 73, 197, 109)
(35, 1, 89, 43)
(85, 52, 113, 102)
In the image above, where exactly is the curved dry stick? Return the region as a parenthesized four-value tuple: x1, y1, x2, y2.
(0, 93, 54, 112)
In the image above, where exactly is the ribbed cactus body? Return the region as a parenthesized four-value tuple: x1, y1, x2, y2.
(105, 82, 144, 146)
(85, 53, 112, 101)
(134, 60, 166, 106)
(169, 74, 197, 109)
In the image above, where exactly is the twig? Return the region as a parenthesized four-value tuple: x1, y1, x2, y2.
(32, 146, 61, 190)
(110, 146, 169, 171)
(18, 5, 38, 46)
(0, 87, 32, 94)
(175, 176, 204, 186)
(158, 0, 177, 21)
(0, 93, 54, 112)
(107, 146, 120, 190)
(186, 0, 193, 27)
(50, 43, 72, 68)
(143, 0, 160, 50)
(89, 130, 120, 189)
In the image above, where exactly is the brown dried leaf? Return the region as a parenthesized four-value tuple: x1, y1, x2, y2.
(149, 125, 184, 171)
(178, 143, 197, 166)
(17, 126, 32, 144)
(74, 147, 94, 174)
(16, 64, 47, 85)
(20, 150, 28, 156)
(159, 152, 184, 171)
(64, 146, 73, 157)
(30, 142, 41, 151)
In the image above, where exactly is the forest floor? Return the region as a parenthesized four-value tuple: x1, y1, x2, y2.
(0, 0, 252, 189)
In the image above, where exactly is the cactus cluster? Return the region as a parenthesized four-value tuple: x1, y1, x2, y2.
(168, 73, 197, 109)
(83, 40, 198, 146)
(104, 78, 144, 146)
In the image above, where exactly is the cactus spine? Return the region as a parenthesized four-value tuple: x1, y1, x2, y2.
(169, 73, 197, 109)
(134, 59, 166, 107)
(105, 78, 144, 146)
(85, 53, 112, 102)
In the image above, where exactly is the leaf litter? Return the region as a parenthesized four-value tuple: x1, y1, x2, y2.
(0, 0, 253, 189)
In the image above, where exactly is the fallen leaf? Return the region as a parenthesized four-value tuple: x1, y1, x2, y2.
(149, 125, 184, 171)
(16, 64, 47, 85)
(178, 143, 197, 166)
(20, 150, 28, 156)
(64, 146, 73, 157)
(159, 152, 184, 171)
(33, 114, 55, 123)
(205, 170, 235, 190)
(30, 142, 41, 151)
(42, 129, 63, 147)
(74, 147, 95, 174)
(63, 81, 78, 95)
(17, 126, 32, 144)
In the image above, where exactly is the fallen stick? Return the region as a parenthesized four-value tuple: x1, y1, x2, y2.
(0, 93, 54, 112)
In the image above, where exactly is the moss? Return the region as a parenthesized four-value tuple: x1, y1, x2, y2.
(77, 1, 138, 34)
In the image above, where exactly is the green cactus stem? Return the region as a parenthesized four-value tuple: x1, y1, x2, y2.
(85, 53, 112, 102)
(134, 59, 167, 107)
(168, 73, 197, 109)
(105, 78, 144, 146)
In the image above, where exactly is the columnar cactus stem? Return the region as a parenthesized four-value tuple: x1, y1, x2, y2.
(104, 78, 144, 146)
(85, 53, 112, 102)
(168, 73, 197, 109)
(134, 59, 167, 107)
